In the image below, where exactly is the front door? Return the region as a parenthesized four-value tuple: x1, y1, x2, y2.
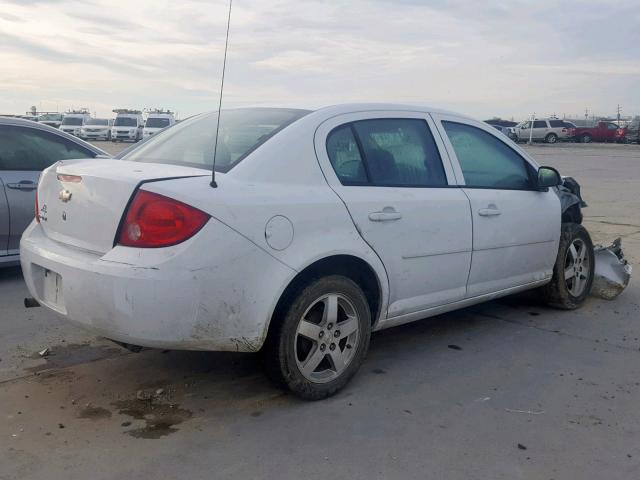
(315, 112, 473, 318)
(432, 115, 560, 297)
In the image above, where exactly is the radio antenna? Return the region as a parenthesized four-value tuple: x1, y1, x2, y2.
(211, 0, 233, 188)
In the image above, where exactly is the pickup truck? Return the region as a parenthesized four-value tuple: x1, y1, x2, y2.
(568, 121, 626, 143)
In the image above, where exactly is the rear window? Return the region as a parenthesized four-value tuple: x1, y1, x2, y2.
(122, 108, 311, 172)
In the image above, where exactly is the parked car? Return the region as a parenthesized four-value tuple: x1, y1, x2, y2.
(568, 121, 624, 143)
(80, 118, 113, 141)
(622, 120, 640, 144)
(143, 110, 175, 139)
(21, 105, 593, 399)
(59, 111, 91, 136)
(0, 117, 107, 266)
(111, 110, 144, 142)
(37, 113, 64, 129)
(489, 124, 517, 141)
(514, 118, 571, 143)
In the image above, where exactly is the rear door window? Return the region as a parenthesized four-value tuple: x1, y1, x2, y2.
(533, 120, 548, 128)
(326, 119, 448, 187)
(442, 121, 534, 190)
(549, 120, 565, 128)
(326, 126, 368, 185)
(0, 126, 95, 171)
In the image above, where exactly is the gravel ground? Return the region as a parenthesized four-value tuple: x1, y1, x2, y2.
(1, 143, 638, 480)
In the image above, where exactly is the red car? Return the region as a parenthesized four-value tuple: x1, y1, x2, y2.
(568, 121, 626, 143)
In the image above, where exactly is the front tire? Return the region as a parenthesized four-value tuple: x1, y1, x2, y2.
(539, 223, 594, 309)
(263, 276, 371, 400)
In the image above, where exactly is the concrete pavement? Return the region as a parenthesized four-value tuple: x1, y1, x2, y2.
(1, 143, 638, 480)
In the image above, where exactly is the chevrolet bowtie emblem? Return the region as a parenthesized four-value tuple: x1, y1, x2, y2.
(58, 189, 72, 203)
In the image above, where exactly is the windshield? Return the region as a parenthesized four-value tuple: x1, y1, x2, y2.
(62, 117, 83, 126)
(146, 117, 171, 128)
(40, 114, 63, 121)
(122, 108, 311, 172)
(86, 118, 108, 126)
(114, 117, 138, 127)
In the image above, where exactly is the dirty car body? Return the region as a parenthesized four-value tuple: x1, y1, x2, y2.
(21, 104, 585, 397)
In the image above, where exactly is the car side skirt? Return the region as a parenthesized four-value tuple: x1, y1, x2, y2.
(375, 277, 551, 331)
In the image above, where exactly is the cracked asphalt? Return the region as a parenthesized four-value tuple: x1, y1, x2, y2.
(1, 143, 639, 480)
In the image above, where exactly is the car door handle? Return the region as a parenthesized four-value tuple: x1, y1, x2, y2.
(478, 206, 502, 217)
(6, 181, 37, 191)
(369, 208, 402, 222)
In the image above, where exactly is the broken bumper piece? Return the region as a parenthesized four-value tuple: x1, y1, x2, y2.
(591, 238, 632, 300)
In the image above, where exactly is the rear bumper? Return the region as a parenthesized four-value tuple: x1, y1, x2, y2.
(20, 220, 295, 352)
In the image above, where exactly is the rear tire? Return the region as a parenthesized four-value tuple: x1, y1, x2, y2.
(580, 133, 592, 143)
(539, 223, 594, 309)
(545, 133, 558, 144)
(263, 275, 371, 400)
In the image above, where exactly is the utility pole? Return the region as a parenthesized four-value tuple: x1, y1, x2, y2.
(528, 113, 535, 145)
(617, 104, 621, 124)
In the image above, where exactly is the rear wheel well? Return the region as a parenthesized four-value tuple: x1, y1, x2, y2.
(269, 255, 382, 333)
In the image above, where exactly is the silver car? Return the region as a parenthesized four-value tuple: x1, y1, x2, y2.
(515, 118, 571, 143)
(0, 118, 107, 266)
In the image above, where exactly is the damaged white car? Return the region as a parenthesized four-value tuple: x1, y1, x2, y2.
(21, 105, 595, 399)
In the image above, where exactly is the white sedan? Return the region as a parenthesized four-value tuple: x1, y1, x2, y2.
(21, 104, 594, 399)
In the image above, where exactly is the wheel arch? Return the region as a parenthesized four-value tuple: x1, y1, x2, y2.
(263, 254, 387, 346)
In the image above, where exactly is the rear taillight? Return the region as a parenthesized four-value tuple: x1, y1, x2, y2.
(35, 188, 40, 223)
(117, 190, 210, 248)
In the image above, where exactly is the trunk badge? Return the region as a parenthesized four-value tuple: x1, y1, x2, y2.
(59, 189, 72, 203)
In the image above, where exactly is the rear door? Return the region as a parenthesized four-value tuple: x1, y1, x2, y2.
(532, 120, 549, 140)
(548, 119, 568, 139)
(0, 125, 96, 254)
(432, 114, 560, 296)
(314, 111, 473, 318)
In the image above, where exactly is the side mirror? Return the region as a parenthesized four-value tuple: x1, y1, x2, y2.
(537, 166, 562, 189)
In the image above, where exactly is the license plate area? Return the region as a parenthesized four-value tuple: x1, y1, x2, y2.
(32, 265, 66, 313)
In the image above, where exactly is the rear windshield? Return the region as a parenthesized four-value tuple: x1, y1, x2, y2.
(86, 118, 108, 125)
(114, 117, 138, 126)
(122, 108, 311, 172)
(146, 117, 171, 128)
(62, 117, 83, 126)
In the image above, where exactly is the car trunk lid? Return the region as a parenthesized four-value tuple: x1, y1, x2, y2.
(37, 158, 208, 254)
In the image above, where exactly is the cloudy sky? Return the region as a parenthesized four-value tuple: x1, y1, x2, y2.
(0, 0, 638, 120)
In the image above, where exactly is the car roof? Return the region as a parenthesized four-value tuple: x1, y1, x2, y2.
(0, 116, 109, 156)
(315, 103, 468, 117)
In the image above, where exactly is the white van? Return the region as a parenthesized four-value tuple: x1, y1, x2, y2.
(143, 110, 175, 139)
(59, 110, 91, 136)
(111, 109, 144, 142)
(80, 118, 113, 141)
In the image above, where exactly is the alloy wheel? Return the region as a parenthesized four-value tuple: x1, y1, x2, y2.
(564, 238, 590, 296)
(294, 293, 360, 383)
